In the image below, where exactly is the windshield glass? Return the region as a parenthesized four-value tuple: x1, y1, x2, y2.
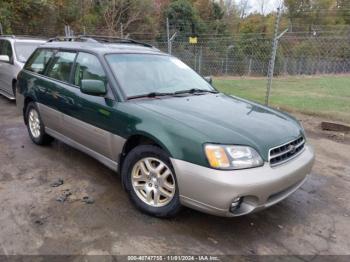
(105, 54, 214, 98)
(15, 42, 43, 63)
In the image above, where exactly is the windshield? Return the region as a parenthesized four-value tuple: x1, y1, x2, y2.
(15, 42, 43, 63)
(105, 54, 214, 98)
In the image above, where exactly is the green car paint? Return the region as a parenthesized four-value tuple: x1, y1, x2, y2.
(18, 69, 304, 169)
(16, 41, 314, 218)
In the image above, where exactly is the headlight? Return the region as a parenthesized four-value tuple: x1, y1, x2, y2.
(204, 144, 263, 170)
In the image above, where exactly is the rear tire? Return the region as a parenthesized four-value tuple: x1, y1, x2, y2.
(122, 145, 182, 218)
(25, 102, 53, 145)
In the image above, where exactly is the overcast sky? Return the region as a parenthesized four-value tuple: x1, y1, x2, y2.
(234, 0, 283, 14)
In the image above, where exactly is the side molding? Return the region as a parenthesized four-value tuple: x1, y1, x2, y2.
(46, 127, 119, 171)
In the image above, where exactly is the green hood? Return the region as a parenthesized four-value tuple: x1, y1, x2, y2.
(134, 93, 303, 161)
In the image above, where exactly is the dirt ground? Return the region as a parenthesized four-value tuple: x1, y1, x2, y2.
(0, 95, 349, 257)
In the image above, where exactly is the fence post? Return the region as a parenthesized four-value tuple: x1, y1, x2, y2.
(248, 58, 252, 76)
(120, 23, 123, 38)
(166, 17, 170, 54)
(198, 46, 202, 75)
(221, 59, 224, 75)
(64, 25, 72, 37)
(265, 7, 282, 106)
(0, 23, 3, 35)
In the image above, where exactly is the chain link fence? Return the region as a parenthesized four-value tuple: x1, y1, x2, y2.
(2, 22, 350, 122)
(2, 23, 350, 78)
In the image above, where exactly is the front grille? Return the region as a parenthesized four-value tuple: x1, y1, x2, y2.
(269, 136, 305, 166)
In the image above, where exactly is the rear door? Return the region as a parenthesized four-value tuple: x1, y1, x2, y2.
(0, 39, 14, 94)
(41, 50, 79, 134)
(25, 49, 76, 133)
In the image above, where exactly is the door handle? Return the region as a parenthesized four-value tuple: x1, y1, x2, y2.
(98, 108, 111, 117)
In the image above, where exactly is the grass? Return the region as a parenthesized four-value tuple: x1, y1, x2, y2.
(213, 75, 350, 124)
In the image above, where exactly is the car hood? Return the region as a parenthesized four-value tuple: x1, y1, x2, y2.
(134, 93, 303, 160)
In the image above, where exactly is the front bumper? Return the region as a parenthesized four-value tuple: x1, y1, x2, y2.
(171, 145, 315, 217)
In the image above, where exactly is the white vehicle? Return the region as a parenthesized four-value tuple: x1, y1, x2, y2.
(0, 35, 46, 99)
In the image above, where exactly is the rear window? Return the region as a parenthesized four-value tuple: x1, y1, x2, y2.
(15, 42, 43, 63)
(25, 49, 54, 74)
(0, 40, 13, 61)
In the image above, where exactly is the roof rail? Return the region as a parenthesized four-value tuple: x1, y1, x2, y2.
(0, 35, 15, 38)
(79, 35, 154, 48)
(47, 36, 98, 43)
(47, 35, 154, 48)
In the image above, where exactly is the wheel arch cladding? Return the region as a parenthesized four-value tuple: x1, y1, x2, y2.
(119, 133, 171, 173)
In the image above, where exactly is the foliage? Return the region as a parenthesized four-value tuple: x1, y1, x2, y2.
(0, 0, 348, 71)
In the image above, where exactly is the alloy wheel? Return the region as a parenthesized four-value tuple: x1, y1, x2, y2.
(28, 109, 41, 138)
(131, 157, 176, 207)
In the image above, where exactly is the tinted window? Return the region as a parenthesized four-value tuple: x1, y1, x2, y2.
(14, 42, 43, 63)
(73, 52, 107, 88)
(47, 52, 76, 83)
(0, 40, 13, 60)
(25, 49, 54, 74)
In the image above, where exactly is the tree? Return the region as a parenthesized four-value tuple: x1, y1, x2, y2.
(98, 0, 156, 36)
(164, 0, 200, 34)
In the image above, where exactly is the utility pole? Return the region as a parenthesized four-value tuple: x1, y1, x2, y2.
(265, 7, 282, 106)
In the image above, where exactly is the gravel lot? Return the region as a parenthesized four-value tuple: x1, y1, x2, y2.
(0, 95, 349, 257)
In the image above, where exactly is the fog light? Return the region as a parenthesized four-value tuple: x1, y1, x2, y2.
(230, 197, 242, 212)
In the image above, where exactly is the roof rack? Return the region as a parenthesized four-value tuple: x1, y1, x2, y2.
(80, 35, 154, 48)
(48, 35, 154, 48)
(47, 36, 97, 43)
(0, 35, 15, 38)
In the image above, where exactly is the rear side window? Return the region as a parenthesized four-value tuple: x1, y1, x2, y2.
(73, 52, 107, 88)
(46, 51, 76, 83)
(0, 40, 13, 60)
(25, 49, 54, 74)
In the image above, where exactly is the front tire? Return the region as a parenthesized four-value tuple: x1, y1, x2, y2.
(122, 145, 181, 218)
(25, 102, 53, 145)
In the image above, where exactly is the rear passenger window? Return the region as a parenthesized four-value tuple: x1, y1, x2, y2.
(73, 52, 107, 88)
(0, 40, 13, 61)
(25, 49, 54, 74)
(46, 52, 76, 83)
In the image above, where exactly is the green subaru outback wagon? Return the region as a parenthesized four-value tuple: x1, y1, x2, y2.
(16, 37, 315, 217)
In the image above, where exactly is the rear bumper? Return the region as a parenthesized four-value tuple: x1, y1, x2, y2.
(171, 145, 315, 217)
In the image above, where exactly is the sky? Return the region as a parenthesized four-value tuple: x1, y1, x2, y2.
(234, 0, 283, 14)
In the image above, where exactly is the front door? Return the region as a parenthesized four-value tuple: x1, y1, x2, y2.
(62, 52, 121, 161)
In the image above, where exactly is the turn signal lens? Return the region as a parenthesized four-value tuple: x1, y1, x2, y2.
(205, 145, 230, 168)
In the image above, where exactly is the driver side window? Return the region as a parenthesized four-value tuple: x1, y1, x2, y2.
(73, 52, 107, 89)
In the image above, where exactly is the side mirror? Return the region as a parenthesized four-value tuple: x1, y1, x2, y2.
(204, 76, 212, 85)
(81, 79, 106, 96)
(0, 55, 10, 63)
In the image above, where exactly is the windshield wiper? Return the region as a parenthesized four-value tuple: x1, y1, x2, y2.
(127, 89, 219, 100)
(127, 92, 175, 100)
(174, 88, 219, 95)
